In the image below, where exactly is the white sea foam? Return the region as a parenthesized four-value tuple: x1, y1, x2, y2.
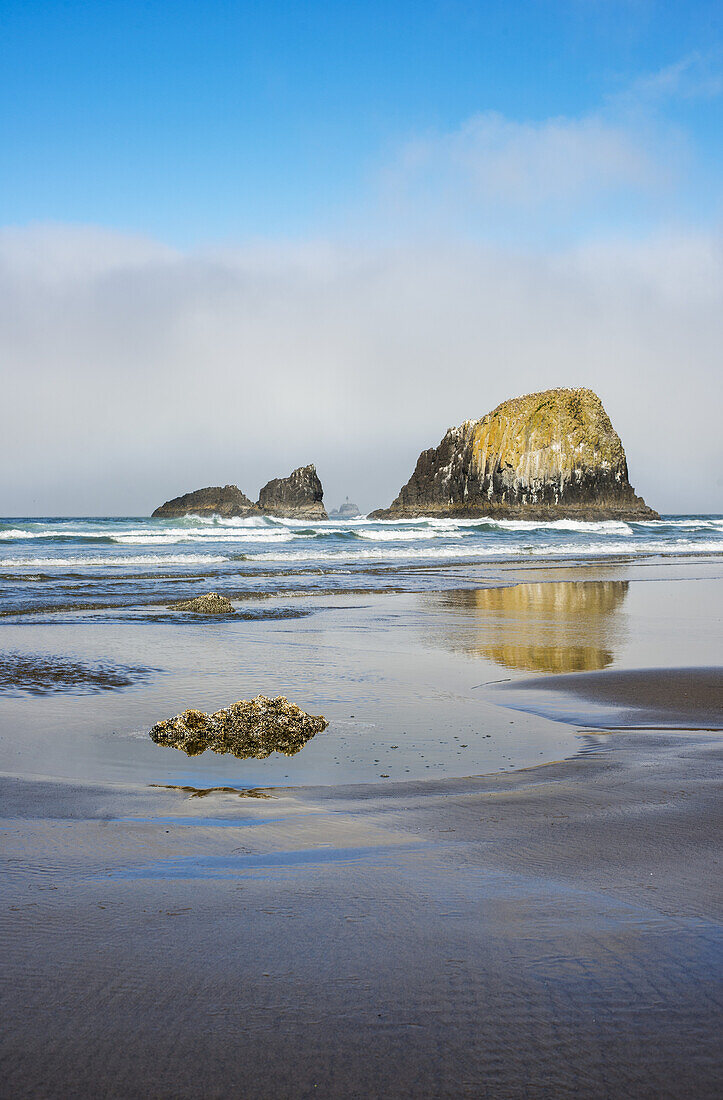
(0, 554, 229, 567)
(355, 527, 465, 541)
(113, 530, 296, 544)
(489, 518, 635, 534)
(2, 513, 722, 572)
(242, 539, 723, 563)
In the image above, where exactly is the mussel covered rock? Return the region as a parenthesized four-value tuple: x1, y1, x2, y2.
(149, 694, 328, 758)
(168, 592, 234, 614)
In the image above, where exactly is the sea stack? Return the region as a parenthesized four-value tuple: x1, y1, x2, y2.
(257, 464, 328, 520)
(329, 497, 362, 518)
(152, 485, 258, 519)
(371, 388, 658, 520)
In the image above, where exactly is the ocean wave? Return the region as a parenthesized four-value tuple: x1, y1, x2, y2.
(158, 513, 282, 528)
(241, 538, 723, 563)
(112, 530, 297, 545)
(0, 554, 229, 568)
(0, 531, 119, 543)
(636, 518, 723, 530)
(1, 513, 722, 573)
(355, 527, 465, 541)
(489, 518, 635, 534)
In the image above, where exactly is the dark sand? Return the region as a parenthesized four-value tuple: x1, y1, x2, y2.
(2, 665, 722, 1099)
(497, 666, 723, 729)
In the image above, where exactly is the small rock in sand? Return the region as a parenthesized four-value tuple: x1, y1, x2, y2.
(149, 694, 329, 758)
(168, 592, 234, 614)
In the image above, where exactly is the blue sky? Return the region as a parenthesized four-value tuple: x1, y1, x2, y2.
(2, 0, 721, 243)
(1, 1, 722, 513)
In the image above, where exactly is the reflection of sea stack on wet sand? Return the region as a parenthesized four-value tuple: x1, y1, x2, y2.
(432, 580, 629, 673)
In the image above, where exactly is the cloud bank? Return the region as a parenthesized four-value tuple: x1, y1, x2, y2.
(2, 221, 721, 515)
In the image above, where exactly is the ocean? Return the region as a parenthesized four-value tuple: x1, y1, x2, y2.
(2, 512, 723, 617)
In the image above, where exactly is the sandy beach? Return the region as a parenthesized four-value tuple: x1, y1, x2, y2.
(2, 720, 721, 1098)
(1, 557, 722, 1099)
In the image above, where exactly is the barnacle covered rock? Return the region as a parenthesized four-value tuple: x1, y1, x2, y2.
(168, 592, 234, 614)
(149, 695, 328, 759)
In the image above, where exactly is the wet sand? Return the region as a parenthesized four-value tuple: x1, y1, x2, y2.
(497, 666, 723, 729)
(2, 567, 722, 1098)
(2, 692, 722, 1097)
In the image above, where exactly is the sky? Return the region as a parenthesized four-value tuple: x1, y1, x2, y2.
(1, 0, 722, 515)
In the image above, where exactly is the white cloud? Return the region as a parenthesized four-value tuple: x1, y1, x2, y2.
(385, 110, 659, 209)
(626, 51, 723, 103)
(1, 223, 721, 515)
(375, 50, 721, 235)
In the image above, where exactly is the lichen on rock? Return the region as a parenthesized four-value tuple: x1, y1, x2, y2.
(168, 592, 234, 614)
(149, 694, 328, 758)
(371, 387, 658, 520)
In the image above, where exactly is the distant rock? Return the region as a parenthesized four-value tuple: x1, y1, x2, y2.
(371, 388, 658, 520)
(329, 497, 361, 518)
(152, 485, 257, 519)
(168, 592, 234, 614)
(257, 464, 327, 519)
(149, 694, 328, 758)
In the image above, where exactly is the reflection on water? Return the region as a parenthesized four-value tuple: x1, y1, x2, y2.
(150, 784, 273, 798)
(429, 581, 629, 673)
(162, 722, 321, 760)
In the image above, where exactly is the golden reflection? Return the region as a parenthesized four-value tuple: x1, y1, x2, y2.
(430, 581, 629, 673)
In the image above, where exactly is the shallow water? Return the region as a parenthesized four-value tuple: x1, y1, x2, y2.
(1, 565, 721, 788)
(0, 592, 575, 786)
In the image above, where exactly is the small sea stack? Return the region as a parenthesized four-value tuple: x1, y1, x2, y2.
(329, 497, 361, 518)
(152, 485, 257, 519)
(371, 387, 658, 520)
(257, 464, 327, 520)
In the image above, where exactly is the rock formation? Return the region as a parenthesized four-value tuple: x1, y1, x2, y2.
(168, 592, 234, 614)
(152, 485, 257, 519)
(329, 497, 362, 519)
(149, 694, 328, 759)
(257, 464, 327, 519)
(371, 388, 658, 520)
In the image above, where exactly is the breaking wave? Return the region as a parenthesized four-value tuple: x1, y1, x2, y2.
(1, 514, 722, 577)
(1, 554, 228, 568)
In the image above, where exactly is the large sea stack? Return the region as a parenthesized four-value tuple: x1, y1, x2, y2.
(152, 485, 257, 519)
(257, 464, 328, 520)
(371, 388, 658, 520)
